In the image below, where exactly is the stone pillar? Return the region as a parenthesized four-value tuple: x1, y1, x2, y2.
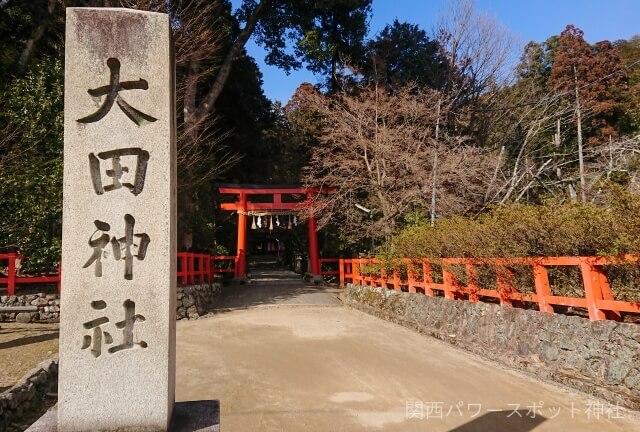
(59, 8, 176, 431)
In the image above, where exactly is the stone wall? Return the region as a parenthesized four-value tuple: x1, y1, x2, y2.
(0, 282, 222, 323)
(0, 294, 60, 323)
(0, 358, 58, 432)
(341, 285, 640, 411)
(176, 282, 222, 320)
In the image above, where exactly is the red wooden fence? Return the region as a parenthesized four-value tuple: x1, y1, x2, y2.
(1, 252, 236, 295)
(335, 256, 640, 322)
(5, 251, 639, 322)
(176, 253, 235, 285)
(0, 253, 61, 296)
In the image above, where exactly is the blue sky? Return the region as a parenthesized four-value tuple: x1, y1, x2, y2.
(238, 0, 640, 103)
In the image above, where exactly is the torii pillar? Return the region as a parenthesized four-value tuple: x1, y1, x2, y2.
(235, 193, 247, 280)
(307, 192, 322, 283)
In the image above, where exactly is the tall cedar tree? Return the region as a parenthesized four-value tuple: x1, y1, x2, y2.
(550, 25, 627, 142)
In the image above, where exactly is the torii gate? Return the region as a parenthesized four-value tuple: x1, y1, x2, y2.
(218, 184, 324, 281)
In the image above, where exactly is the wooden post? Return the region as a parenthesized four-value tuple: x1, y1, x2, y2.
(532, 263, 554, 313)
(393, 266, 401, 292)
(187, 253, 195, 285)
(305, 192, 321, 279)
(57, 263, 62, 293)
(7, 252, 16, 296)
(353, 259, 361, 285)
(180, 253, 187, 286)
(441, 260, 457, 300)
(496, 265, 513, 307)
(406, 259, 416, 293)
(580, 260, 621, 321)
(235, 193, 247, 279)
(423, 259, 433, 296)
(466, 263, 480, 302)
(307, 215, 320, 277)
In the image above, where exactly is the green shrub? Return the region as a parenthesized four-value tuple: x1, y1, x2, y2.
(378, 187, 640, 300)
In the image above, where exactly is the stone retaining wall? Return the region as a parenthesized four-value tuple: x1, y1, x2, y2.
(0, 282, 222, 323)
(176, 282, 222, 320)
(0, 358, 58, 432)
(341, 285, 640, 411)
(0, 294, 60, 323)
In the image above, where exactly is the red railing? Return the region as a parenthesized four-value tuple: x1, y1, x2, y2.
(0, 253, 61, 296)
(339, 256, 640, 322)
(176, 253, 236, 286)
(1, 252, 237, 295)
(320, 258, 357, 286)
(319, 258, 341, 277)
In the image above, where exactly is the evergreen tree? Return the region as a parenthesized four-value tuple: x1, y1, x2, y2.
(361, 20, 448, 90)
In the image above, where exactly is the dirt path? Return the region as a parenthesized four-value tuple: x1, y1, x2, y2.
(0, 323, 59, 391)
(176, 306, 639, 432)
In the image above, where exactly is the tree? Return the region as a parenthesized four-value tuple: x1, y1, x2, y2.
(615, 35, 640, 134)
(256, 83, 323, 184)
(361, 20, 448, 90)
(300, 84, 494, 245)
(181, 0, 372, 124)
(247, 0, 371, 93)
(436, 0, 517, 107)
(0, 56, 63, 271)
(0, 0, 61, 78)
(550, 25, 627, 140)
(516, 36, 559, 93)
(550, 25, 627, 201)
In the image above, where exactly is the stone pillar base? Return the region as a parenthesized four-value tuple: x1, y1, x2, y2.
(26, 400, 221, 432)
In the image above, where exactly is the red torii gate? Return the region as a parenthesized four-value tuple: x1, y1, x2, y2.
(218, 184, 324, 281)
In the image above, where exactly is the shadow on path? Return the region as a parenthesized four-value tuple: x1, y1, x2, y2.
(0, 331, 59, 350)
(448, 411, 546, 432)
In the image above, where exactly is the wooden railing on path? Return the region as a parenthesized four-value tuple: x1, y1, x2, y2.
(1, 252, 237, 295)
(5, 251, 639, 322)
(0, 252, 61, 296)
(332, 256, 640, 322)
(176, 253, 235, 285)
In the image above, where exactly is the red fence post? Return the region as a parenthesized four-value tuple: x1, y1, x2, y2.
(339, 258, 345, 287)
(380, 263, 387, 289)
(7, 252, 16, 296)
(532, 263, 554, 313)
(393, 266, 400, 292)
(188, 253, 195, 284)
(423, 259, 434, 296)
(353, 259, 361, 285)
(496, 265, 514, 307)
(591, 264, 622, 321)
(180, 253, 187, 286)
(466, 263, 480, 302)
(200, 254, 205, 283)
(57, 263, 62, 294)
(406, 259, 416, 293)
(441, 260, 457, 300)
(580, 260, 621, 321)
